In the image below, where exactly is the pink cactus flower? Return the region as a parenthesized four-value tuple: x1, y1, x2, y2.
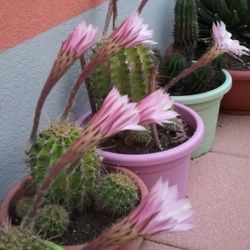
(136, 89, 178, 125)
(112, 12, 156, 47)
(212, 21, 249, 57)
(62, 21, 97, 57)
(89, 87, 145, 137)
(129, 179, 193, 236)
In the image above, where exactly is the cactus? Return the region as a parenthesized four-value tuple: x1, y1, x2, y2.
(27, 122, 101, 210)
(91, 45, 154, 108)
(158, 53, 187, 87)
(35, 204, 70, 238)
(0, 229, 58, 250)
(197, 0, 250, 45)
(94, 173, 139, 215)
(15, 196, 34, 218)
(173, 0, 199, 63)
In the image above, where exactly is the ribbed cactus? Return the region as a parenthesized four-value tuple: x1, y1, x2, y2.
(94, 173, 139, 215)
(35, 204, 70, 238)
(27, 122, 101, 210)
(173, 0, 199, 63)
(158, 53, 187, 87)
(198, 0, 250, 45)
(91, 45, 154, 108)
(0, 229, 59, 250)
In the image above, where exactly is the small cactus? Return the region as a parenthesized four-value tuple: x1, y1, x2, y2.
(15, 196, 33, 218)
(158, 53, 187, 87)
(173, 0, 199, 63)
(94, 173, 139, 215)
(27, 122, 101, 210)
(0, 229, 58, 250)
(91, 45, 154, 108)
(35, 204, 70, 238)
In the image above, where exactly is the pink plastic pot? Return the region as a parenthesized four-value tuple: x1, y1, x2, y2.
(99, 102, 204, 197)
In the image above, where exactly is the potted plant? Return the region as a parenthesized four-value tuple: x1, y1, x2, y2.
(197, 0, 250, 114)
(0, 11, 193, 249)
(59, 2, 204, 195)
(0, 86, 193, 249)
(158, 0, 249, 157)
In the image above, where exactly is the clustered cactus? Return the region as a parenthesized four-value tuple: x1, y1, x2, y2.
(158, 0, 225, 95)
(197, 0, 250, 45)
(0, 229, 58, 250)
(91, 45, 154, 108)
(27, 122, 101, 210)
(94, 172, 139, 215)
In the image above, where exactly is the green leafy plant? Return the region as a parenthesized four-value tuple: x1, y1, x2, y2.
(197, 0, 250, 45)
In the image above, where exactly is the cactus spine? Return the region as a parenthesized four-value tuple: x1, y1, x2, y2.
(91, 45, 154, 108)
(0, 229, 58, 250)
(173, 0, 199, 63)
(27, 122, 101, 210)
(35, 204, 70, 238)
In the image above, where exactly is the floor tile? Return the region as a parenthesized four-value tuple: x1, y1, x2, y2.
(212, 114, 250, 158)
(147, 152, 250, 250)
(140, 240, 182, 250)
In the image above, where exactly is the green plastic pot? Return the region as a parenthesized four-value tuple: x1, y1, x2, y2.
(45, 241, 64, 250)
(171, 69, 232, 158)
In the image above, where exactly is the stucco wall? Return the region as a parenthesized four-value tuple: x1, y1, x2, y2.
(0, 0, 175, 201)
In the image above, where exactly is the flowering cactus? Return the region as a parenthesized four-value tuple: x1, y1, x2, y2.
(83, 179, 193, 250)
(23, 87, 180, 229)
(167, 21, 250, 90)
(137, 89, 178, 125)
(30, 21, 97, 141)
(61, 12, 155, 119)
(22, 87, 143, 228)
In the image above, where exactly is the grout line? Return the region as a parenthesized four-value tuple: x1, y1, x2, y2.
(143, 238, 191, 250)
(209, 150, 250, 160)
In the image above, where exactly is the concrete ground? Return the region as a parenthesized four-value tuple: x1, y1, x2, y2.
(140, 114, 250, 250)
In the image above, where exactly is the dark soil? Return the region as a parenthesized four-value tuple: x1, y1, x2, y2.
(53, 210, 121, 245)
(100, 118, 194, 154)
(11, 208, 122, 245)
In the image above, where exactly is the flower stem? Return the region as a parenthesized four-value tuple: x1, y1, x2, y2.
(137, 0, 149, 14)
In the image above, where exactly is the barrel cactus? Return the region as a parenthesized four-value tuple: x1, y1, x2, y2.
(35, 204, 70, 238)
(94, 172, 139, 215)
(0, 229, 57, 250)
(197, 0, 250, 45)
(27, 122, 101, 210)
(15, 196, 34, 218)
(91, 45, 154, 108)
(173, 0, 199, 63)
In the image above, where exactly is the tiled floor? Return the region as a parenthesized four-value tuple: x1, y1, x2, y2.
(139, 114, 250, 250)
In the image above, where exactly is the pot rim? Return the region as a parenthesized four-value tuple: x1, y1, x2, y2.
(171, 69, 232, 105)
(99, 102, 204, 166)
(228, 69, 250, 80)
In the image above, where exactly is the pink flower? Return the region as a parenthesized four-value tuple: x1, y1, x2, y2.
(62, 21, 97, 57)
(136, 89, 178, 125)
(212, 21, 249, 57)
(129, 179, 193, 236)
(89, 87, 145, 137)
(112, 12, 156, 47)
